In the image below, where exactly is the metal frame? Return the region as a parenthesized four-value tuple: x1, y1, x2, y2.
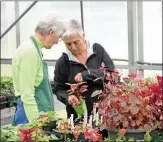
(127, 1, 138, 73)
(1, 1, 162, 74)
(15, 1, 20, 48)
(0, 1, 38, 39)
(137, 1, 144, 75)
(80, 1, 84, 31)
(1, 58, 162, 70)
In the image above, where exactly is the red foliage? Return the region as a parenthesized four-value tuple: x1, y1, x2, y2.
(84, 127, 102, 142)
(96, 64, 163, 131)
(66, 82, 88, 103)
(18, 127, 38, 142)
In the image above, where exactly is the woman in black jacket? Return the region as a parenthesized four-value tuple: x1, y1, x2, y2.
(53, 19, 115, 119)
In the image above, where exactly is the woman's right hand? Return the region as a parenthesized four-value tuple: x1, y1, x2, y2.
(68, 95, 79, 106)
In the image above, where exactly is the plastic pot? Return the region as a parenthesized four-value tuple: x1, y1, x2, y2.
(108, 126, 157, 141)
(45, 130, 63, 142)
(73, 100, 87, 117)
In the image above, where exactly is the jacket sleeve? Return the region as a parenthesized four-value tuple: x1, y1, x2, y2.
(53, 56, 69, 105)
(81, 43, 115, 83)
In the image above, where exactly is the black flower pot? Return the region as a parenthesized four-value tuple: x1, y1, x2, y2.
(0, 96, 8, 109)
(66, 133, 88, 142)
(0, 102, 7, 109)
(6, 96, 14, 108)
(0, 96, 7, 102)
(45, 130, 63, 142)
(7, 95, 14, 102)
(66, 133, 74, 141)
(99, 129, 108, 140)
(77, 134, 88, 142)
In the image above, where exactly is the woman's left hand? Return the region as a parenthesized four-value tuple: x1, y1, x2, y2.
(74, 73, 83, 82)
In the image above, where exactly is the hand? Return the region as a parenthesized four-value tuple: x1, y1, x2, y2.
(68, 95, 79, 106)
(74, 73, 83, 82)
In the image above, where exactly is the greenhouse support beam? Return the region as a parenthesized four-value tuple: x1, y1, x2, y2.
(137, 1, 144, 76)
(0, 1, 38, 39)
(127, 2, 138, 73)
(15, 1, 20, 48)
(80, 1, 84, 31)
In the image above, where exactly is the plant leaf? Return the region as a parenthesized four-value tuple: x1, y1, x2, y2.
(128, 94, 140, 105)
(129, 105, 139, 115)
(144, 124, 152, 132)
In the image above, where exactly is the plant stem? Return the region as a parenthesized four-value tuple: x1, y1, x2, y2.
(35, 128, 38, 142)
(64, 133, 67, 142)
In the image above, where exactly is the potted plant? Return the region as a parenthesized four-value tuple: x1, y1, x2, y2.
(57, 119, 73, 142)
(32, 127, 63, 142)
(44, 131, 63, 142)
(0, 125, 20, 141)
(18, 127, 38, 142)
(72, 124, 89, 142)
(66, 82, 88, 118)
(38, 111, 60, 131)
(0, 76, 14, 108)
(94, 64, 163, 141)
(83, 126, 102, 142)
(16, 117, 63, 142)
(0, 91, 8, 109)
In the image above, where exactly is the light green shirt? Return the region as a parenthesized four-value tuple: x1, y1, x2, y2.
(12, 36, 44, 121)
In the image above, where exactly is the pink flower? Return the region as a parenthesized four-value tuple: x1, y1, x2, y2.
(119, 129, 126, 135)
(136, 71, 143, 81)
(94, 103, 100, 108)
(157, 75, 163, 87)
(128, 72, 136, 80)
(84, 128, 102, 142)
(99, 62, 106, 72)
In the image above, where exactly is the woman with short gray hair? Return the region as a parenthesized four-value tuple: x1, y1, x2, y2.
(54, 19, 115, 119)
(12, 12, 65, 125)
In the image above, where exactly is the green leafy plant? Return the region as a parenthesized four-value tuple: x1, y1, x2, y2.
(0, 76, 14, 108)
(0, 76, 14, 97)
(36, 134, 58, 141)
(0, 125, 20, 142)
(38, 111, 60, 131)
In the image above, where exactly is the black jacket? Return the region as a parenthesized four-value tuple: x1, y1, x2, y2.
(53, 43, 115, 118)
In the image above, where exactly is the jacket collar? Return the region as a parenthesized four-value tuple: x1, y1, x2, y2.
(64, 40, 94, 63)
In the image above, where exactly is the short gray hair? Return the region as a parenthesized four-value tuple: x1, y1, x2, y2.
(35, 12, 65, 36)
(62, 19, 83, 39)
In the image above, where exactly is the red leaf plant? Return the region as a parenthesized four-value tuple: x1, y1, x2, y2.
(58, 119, 72, 141)
(72, 125, 83, 142)
(84, 127, 102, 142)
(65, 82, 88, 105)
(95, 63, 163, 132)
(18, 127, 38, 142)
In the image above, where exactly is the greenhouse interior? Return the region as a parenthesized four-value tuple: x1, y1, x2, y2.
(1, 1, 163, 142)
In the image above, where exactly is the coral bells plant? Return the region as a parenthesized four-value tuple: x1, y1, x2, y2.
(18, 127, 38, 142)
(66, 82, 88, 117)
(72, 125, 83, 141)
(95, 64, 163, 132)
(66, 82, 88, 105)
(84, 127, 102, 142)
(57, 119, 72, 141)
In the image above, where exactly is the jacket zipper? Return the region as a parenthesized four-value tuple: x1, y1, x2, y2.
(84, 64, 90, 74)
(70, 53, 96, 74)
